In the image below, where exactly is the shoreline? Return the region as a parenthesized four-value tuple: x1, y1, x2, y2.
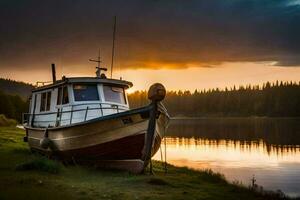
(0, 126, 292, 200)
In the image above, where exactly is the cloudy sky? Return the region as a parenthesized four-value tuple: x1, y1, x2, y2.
(0, 0, 300, 90)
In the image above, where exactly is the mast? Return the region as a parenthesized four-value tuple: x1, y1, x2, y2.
(111, 16, 117, 79)
(89, 49, 107, 78)
(89, 49, 101, 68)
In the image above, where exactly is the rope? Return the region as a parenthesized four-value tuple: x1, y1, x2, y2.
(164, 137, 167, 173)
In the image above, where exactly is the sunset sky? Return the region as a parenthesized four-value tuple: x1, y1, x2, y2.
(1, 0, 300, 91)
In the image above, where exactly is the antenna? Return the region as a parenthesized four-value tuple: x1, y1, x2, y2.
(89, 49, 101, 68)
(89, 49, 107, 78)
(111, 16, 117, 79)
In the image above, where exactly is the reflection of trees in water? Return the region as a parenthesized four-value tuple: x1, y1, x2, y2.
(166, 118, 300, 151)
(164, 137, 300, 156)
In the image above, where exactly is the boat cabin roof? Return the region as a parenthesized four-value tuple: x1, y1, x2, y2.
(32, 77, 133, 92)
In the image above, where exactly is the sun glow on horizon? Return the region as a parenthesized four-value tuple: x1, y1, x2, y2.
(119, 62, 300, 91)
(1, 62, 300, 91)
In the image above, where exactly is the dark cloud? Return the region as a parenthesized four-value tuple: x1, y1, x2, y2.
(0, 0, 300, 72)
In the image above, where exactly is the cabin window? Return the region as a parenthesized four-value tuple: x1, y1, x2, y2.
(63, 86, 69, 104)
(46, 91, 51, 110)
(40, 93, 46, 111)
(57, 87, 62, 105)
(73, 84, 99, 101)
(57, 86, 69, 105)
(40, 91, 51, 112)
(103, 85, 126, 104)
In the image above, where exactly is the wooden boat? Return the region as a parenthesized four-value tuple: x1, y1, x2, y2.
(23, 64, 169, 173)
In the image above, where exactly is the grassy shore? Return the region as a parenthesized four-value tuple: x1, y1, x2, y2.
(0, 126, 290, 200)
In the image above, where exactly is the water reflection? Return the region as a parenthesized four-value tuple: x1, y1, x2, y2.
(154, 118, 300, 197)
(166, 118, 300, 146)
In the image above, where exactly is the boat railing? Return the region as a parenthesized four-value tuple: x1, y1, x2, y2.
(22, 102, 128, 127)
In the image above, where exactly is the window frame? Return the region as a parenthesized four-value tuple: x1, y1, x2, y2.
(62, 86, 69, 104)
(40, 90, 52, 112)
(46, 91, 51, 111)
(56, 85, 69, 106)
(73, 84, 100, 102)
(102, 85, 127, 105)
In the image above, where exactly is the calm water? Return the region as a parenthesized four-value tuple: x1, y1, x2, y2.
(153, 118, 300, 197)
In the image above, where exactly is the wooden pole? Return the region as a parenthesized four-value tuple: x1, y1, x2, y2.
(142, 83, 166, 174)
(51, 63, 56, 83)
(142, 102, 157, 174)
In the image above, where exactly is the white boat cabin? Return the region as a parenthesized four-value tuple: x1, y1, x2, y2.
(26, 77, 132, 128)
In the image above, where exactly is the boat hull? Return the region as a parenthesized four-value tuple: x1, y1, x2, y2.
(24, 106, 168, 171)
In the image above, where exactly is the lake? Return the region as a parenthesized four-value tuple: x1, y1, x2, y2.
(153, 118, 300, 197)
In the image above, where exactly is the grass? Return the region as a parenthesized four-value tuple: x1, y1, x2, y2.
(0, 126, 293, 200)
(16, 156, 63, 174)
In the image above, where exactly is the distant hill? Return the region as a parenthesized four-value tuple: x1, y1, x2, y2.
(0, 78, 34, 100)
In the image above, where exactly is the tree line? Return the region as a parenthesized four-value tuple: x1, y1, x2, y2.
(0, 78, 33, 100)
(128, 81, 300, 117)
(0, 80, 299, 122)
(0, 90, 29, 122)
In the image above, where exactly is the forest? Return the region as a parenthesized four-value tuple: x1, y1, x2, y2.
(128, 81, 300, 117)
(0, 78, 33, 99)
(0, 90, 29, 122)
(0, 80, 300, 123)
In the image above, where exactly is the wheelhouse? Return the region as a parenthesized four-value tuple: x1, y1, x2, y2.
(24, 77, 132, 128)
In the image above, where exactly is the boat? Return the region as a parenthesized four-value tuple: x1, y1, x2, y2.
(22, 62, 169, 173)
